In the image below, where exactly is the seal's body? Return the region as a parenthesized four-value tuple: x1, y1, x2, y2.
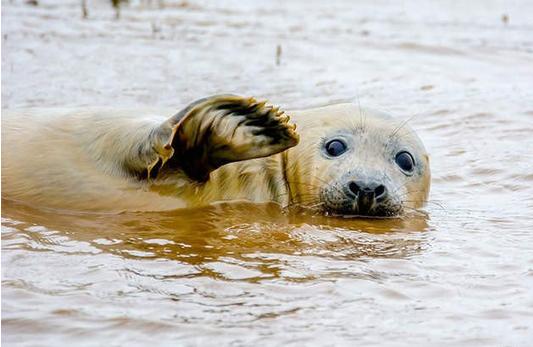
(2, 96, 430, 216)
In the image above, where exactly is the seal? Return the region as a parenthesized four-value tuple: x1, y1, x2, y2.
(1, 95, 430, 216)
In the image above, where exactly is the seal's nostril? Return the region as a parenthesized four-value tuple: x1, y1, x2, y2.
(375, 184, 386, 199)
(348, 181, 387, 200)
(348, 181, 360, 195)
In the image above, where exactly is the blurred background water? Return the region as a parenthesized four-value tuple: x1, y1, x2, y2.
(2, 0, 533, 346)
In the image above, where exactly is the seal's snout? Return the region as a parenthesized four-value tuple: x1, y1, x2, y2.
(347, 180, 388, 214)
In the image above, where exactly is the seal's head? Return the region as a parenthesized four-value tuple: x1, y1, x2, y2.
(286, 104, 430, 217)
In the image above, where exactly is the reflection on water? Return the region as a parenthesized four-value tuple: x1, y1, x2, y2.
(2, 199, 436, 345)
(2, 200, 430, 274)
(2, 0, 533, 346)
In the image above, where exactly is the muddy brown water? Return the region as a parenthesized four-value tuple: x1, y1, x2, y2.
(2, 0, 533, 346)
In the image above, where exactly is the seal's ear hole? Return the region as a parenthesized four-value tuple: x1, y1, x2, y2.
(395, 151, 415, 173)
(324, 139, 348, 157)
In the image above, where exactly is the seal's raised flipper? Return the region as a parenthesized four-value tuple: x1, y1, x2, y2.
(145, 95, 299, 182)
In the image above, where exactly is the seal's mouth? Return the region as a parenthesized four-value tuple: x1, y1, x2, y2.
(319, 182, 403, 218)
(322, 201, 403, 218)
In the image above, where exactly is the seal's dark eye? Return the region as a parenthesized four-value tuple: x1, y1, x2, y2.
(395, 151, 415, 173)
(325, 139, 347, 157)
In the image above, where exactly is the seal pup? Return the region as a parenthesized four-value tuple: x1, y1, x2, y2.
(1, 95, 430, 216)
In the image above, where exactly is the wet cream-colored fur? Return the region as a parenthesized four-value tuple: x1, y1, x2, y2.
(2, 102, 430, 213)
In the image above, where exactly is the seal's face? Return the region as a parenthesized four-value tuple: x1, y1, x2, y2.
(286, 104, 430, 217)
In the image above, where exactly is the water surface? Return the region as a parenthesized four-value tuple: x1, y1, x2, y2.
(2, 0, 533, 345)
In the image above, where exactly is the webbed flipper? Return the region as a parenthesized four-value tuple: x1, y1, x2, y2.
(146, 95, 299, 181)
